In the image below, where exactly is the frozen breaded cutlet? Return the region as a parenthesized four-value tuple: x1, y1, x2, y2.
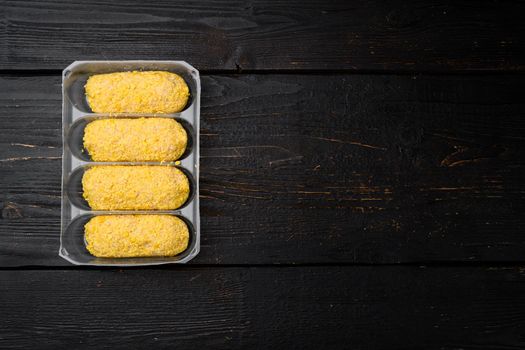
(82, 166, 190, 210)
(85, 71, 190, 113)
(83, 118, 188, 162)
(85, 215, 189, 258)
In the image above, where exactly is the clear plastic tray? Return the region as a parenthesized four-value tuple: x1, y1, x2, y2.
(59, 61, 200, 266)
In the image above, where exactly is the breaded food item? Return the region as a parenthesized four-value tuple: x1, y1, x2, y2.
(82, 166, 190, 210)
(85, 215, 189, 258)
(85, 71, 190, 113)
(83, 117, 187, 162)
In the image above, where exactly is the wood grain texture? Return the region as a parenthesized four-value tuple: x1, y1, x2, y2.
(0, 74, 524, 266)
(1, 0, 524, 71)
(1, 266, 525, 349)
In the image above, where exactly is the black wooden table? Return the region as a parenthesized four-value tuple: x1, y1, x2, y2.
(1, 1, 524, 349)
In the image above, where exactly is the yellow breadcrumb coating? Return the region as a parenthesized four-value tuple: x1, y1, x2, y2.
(82, 166, 190, 210)
(83, 118, 187, 162)
(85, 215, 189, 258)
(85, 71, 190, 113)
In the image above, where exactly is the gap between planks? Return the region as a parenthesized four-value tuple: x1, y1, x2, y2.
(2, 69, 525, 77)
(3, 261, 525, 271)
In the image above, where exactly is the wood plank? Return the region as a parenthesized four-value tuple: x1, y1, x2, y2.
(1, 0, 524, 71)
(0, 74, 524, 266)
(1, 266, 525, 349)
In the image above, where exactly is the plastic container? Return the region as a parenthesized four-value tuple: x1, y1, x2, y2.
(60, 61, 200, 266)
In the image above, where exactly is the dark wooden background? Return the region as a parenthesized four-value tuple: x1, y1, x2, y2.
(1, 1, 524, 349)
